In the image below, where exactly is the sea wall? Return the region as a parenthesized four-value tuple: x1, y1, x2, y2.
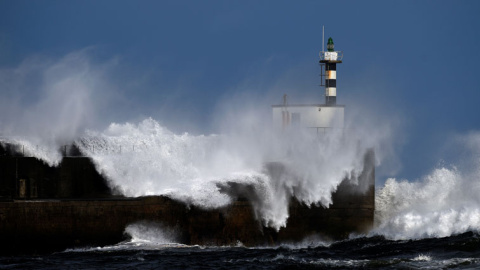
(0, 144, 374, 254)
(0, 192, 373, 254)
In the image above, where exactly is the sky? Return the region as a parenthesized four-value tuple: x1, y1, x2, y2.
(0, 0, 479, 182)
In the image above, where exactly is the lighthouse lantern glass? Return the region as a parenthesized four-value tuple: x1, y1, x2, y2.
(324, 52, 338, 61)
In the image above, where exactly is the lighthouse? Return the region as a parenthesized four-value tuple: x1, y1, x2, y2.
(320, 37, 343, 105)
(272, 33, 344, 134)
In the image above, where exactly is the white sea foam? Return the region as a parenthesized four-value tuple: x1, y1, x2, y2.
(73, 116, 383, 230)
(64, 222, 183, 252)
(373, 134, 480, 239)
(124, 222, 178, 245)
(0, 137, 63, 166)
(412, 254, 432, 261)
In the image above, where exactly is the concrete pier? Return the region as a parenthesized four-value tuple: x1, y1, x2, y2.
(0, 144, 374, 254)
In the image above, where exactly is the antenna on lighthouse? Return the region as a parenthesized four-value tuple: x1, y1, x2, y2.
(322, 25, 324, 53)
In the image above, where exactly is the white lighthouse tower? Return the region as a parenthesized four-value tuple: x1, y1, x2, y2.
(272, 31, 344, 134)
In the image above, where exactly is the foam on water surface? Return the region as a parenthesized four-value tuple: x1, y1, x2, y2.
(373, 165, 480, 239)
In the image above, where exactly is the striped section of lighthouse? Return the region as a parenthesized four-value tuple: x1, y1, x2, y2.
(320, 36, 341, 106)
(325, 63, 336, 105)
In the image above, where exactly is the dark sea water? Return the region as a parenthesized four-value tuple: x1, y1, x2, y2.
(1, 231, 479, 269)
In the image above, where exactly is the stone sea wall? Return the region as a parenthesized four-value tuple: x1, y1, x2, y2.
(0, 144, 374, 254)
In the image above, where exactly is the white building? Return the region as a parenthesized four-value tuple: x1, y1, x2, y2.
(272, 36, 344, 134)
(272, 103, 344, 134)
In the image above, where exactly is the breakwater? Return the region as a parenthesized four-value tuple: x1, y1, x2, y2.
(0, 144, 374, 254)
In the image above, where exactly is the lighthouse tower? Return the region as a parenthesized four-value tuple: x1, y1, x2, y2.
(320, 37, 343, 105)
(272, 33, 344, 134)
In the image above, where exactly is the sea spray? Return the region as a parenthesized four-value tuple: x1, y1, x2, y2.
(0, 49, 395, 231)
(0, 49, 119, 166)
(372, 132, 480, 239)
(373, 167, 480, 239)
(0, 113, 387, 230)
(0, 137, 64, 166)
(124, 222, 178, 245)
(76, 117, 378, 230)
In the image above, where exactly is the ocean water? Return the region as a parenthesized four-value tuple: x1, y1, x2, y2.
(1, 119, 480, 269)
(1, 231, 479, 269)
